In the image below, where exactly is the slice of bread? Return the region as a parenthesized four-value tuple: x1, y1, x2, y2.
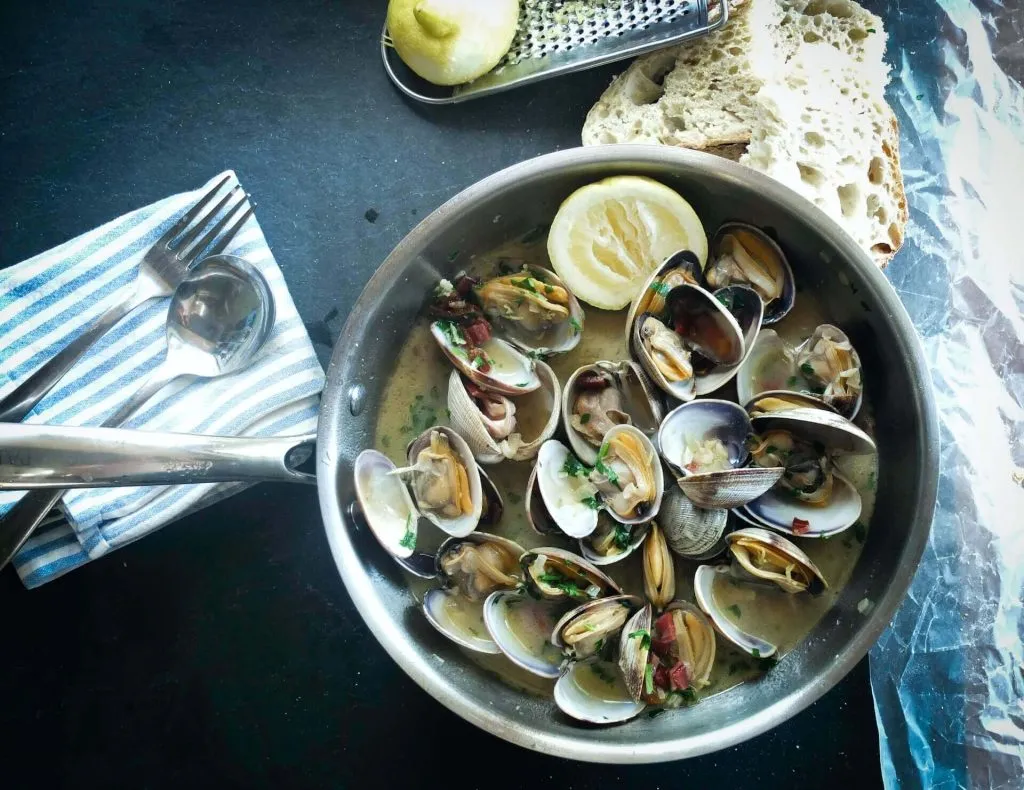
(581, 0, 906, 264)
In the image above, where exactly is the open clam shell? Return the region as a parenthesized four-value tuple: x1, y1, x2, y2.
(794, 324, 864, 419)
(706, 222, 795, 325)
(749, 407, 876, 456)
(551, 594, 643, 660)
(726, 527, 827, 595)
(422, 588, 502, 654)
(579, 514, 650, 566)
(658, 400, 783, 510)
(521, 547, 623, 602)
(476, 265, 585, 357)
(534, 440, 600, 538)
(447, 361, 561, 464)
(694, 564, 777, 659)
(739, 471, 863, 538)
(397, 427, 483, 538)
(482, 590, 565, 678)
(623, 250, 705, 348)
(744, 390, 841, 416)
(434, 533, 525, 600)
(430, 320, 541, 396)
(591, 424, 665, 525)
(353, 449, 420, 559)
(554, 661, 647, 724)
(659, 485, 729, 560)
(562, 360, 664, 466)
(617, 604, 653, 703)
(694, 285, 764, 396)
(735, 329, 797, 409)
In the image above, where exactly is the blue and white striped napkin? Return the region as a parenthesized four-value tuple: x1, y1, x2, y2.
(0, 171, 325, 588)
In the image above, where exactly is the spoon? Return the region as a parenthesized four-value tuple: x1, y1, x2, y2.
(0, 254, 276, 569)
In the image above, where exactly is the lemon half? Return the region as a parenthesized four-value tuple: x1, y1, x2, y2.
(547, 176, 708, 310)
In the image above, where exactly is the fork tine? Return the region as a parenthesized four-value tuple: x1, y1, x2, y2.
(204, 200, 256, 259)
(172, 184, 240, 256)
(178, 193, 251, 264)
(154, 173, 233, 250)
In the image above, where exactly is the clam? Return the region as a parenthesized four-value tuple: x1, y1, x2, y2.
(794, 324, 864, 418)
(353, 449, 422, 559)
(619, 601, 716, 705)
(739, 471, 863, 538)
(532, 427, 664, 540)
(705, 223, 795, 324)
(552, 594, 642, 662)
(658, 485, 728, 560)
(422, 533, 526, 654)
(736, 326, 864, 419)
(562, 360, 664, 466)
(447, 361, 561, 464)
(521, 547, 622, 602)
(430, 320, 541, 396)
(694, 285, 764, 396)
(553, 660, 647, 725)
(745, 390, 841, 416)
(624, 250, 704, 347)
(749, 406, 876, 456)
(482, 589, 565, 678)
(726, 528, 828, 595)
(643, 522, 675, 610)
(475, 266, 584, 357)
(579, 514, 650, 566)
(694, 564, 777, 659)
(658, 400, 783, 510)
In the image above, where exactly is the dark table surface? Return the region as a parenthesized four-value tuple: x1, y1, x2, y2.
(0, 1, 887, 787)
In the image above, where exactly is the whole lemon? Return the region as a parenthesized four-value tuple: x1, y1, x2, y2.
(387, 0, 521, 86)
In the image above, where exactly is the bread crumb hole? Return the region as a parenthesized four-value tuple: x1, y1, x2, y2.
(873, 206, 889, 224)
(887, 223, 902, 247)
(803, 31, 822, 43)
(868, 156, 884, 184)
(849, 28, 868, 41)
(805, 131, 826, 147)
(598, 132, 616, 144)
(728, 47, 743, 55)
(837, 183, 860, 217)
(799, 164, 826, 187)
(827, 1, 856, 19)
(805, 0, 826, 13)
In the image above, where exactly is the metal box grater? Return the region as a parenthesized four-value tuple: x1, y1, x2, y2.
(381, 0, 729, 104)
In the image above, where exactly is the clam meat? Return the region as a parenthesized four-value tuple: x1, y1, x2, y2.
(589, 427, 660, 522)
(406, 430, 474, 519)
(477, 272, 571, 333)
(643, 523, 675, 610)
(795, 324, 863, 417)
(439, 537, 521, 601)
(570, 369, 631, 445)
(749, 430, 834, 505)
(639, 316, 695, 391)
(727, 528, 827, 595)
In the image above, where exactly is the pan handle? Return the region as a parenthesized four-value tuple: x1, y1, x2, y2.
(0, 423, 317, 490)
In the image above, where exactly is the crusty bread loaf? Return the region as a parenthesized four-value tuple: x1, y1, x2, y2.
(581, 0, 906, 264)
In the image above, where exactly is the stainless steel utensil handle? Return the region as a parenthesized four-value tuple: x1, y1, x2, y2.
(0, 290, 150, 423)
(0, 425, 315, 567)
(0, 424, 318, 490)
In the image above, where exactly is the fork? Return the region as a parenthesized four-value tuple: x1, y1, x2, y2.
(0, 175, 254, 423)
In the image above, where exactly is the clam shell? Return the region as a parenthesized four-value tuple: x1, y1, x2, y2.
(482, 590, 565, 678)
(630, 313, 698, 402)
(353, 449, 419, 559)
(693, 564, 777, 659)
(595, 424, 665, 526)
(740, 471, 863, 538)
(551, 594, 643, 653)
(422, 588, 501, 654)
(478, 467, 504, 526)
(659, 486, 729, 560)
(744, 390, 840, 416)
(794, 324, 864, 419)
(694, 285, 764, 396)
(534, 440, 600, 538)
(554, 662, 646, 724)
(749, 407, 876, 456)
(617, 604, 653, 703)
(405, 426, 483, 538)
(434, 532, 525, 587)
(624, 250, 705, 347)
(708, 222, 795, 325)
(661, 600, 716, 689)
(562, 360, 664, 466)
(447, 362, 561, 464)
(430, 321, 541, 396)
(643, 522, 675, 610)
(525, 464, 561, 536)
(677, 466, 785, 510)
(485, 265, 585, 357)
(521, 546, 624, 601)
(726, 527, 828, 594)
(735, 329, 797, 409)
(579, 517, 650, 566)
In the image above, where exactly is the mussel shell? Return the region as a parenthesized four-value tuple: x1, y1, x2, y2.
(708, 222, 795, 324)
(694, 285, 764, 396)
(562, 360, 664, 466)
(352, 449, 420, 559)
(480, 265, 585, 357)
(482, 590, 565, 678)
(521, 546, 623, 601)
(693, 564, 777, 659)
(617, 604, 653, 703)
(749, 407, 876, 456)
(422, 588, 501, 654)
(447, 362, 561, 464)
(740, 471, 863, 538)
(430, 321, 541, 396)
(658, 486, 729, 560)
(405, 426, 483, 538)
(554, 661, 647, 724)
(726, 527, 828, 595)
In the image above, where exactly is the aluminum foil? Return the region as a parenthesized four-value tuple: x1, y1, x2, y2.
(871, 0, 1024, 786)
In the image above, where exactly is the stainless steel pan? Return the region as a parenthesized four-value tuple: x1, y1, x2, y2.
(4, 147, 939, 762)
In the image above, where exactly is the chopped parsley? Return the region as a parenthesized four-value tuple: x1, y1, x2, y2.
(752, 648, 761, 658)
(579, 412, 591, 425)
(649, 280, 670, 296)
(583, 623, 597, 632)
(644, 663, 655, 696)
(580, 495, 602, 510)
(867, 27, 876, 33)
(515, 381, 530, 387)
(447, 250, 459, 262)
(613, 523, 631, 550)
(867, 471, 877, 491)
(594, 639, 604, 652)
(538, 571, 582, 598)
(597, 441, 611, 462)
(628, 629, 652, 650)
(511, 277, 538, 294)
(854, 521, 868, 543)
(728, 604, 742, 619)
(399, 515, 416, 550)
(787, 376, 800, 387)
(716, 291, 735, 310)
(569, 316, 582, 334)
(800, 362, 816, 377)
(402, 399, 438, 437)
(544, 284, 554, 295)
(436, 320, 466, 347)
(562, 454, 588, 477)
(765, 445, 778, 455)
(471, 354, 488, 369)
(595, 458, 619, 486)
(669, 689, 696, 705)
